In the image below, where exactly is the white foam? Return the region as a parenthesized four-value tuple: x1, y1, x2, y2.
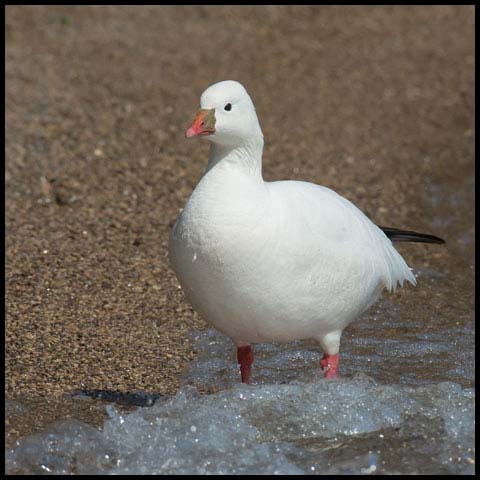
(6, 373, 474, 474)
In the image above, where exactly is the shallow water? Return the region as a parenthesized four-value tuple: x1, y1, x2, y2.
(186, 298, 474, 391)
(5, 323, 475, 475)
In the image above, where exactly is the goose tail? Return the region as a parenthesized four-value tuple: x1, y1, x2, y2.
(378, 226, 445, 245)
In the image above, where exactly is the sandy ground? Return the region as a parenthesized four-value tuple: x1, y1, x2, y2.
(5, 5, 474, 444)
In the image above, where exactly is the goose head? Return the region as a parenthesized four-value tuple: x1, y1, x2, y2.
(186, 80, 263, 148)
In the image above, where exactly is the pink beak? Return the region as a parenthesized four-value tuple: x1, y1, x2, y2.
(185, 109, 216, 138)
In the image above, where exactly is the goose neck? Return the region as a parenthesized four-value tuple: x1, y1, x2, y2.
(205, 139, 264, 181)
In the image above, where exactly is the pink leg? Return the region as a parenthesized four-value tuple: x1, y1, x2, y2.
(320, 353, 340, 379)
(237, 346, 254, 383)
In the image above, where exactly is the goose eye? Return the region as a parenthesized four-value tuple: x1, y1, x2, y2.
(224, 103, 232, 111)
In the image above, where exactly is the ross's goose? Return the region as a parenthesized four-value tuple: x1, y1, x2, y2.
(169, 80, 445, 382)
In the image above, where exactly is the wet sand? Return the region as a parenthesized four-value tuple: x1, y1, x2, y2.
(5, 5, 474, 446)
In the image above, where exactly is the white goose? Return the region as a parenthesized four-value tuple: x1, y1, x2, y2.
(169, 80, 444, 383)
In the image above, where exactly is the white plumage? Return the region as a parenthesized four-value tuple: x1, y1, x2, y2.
(169, 80, 420, 381)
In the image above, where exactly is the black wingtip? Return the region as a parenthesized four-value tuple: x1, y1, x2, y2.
(378, 226, 446, 244)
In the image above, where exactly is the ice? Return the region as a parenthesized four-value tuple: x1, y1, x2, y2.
(6, 329, 475, 474)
